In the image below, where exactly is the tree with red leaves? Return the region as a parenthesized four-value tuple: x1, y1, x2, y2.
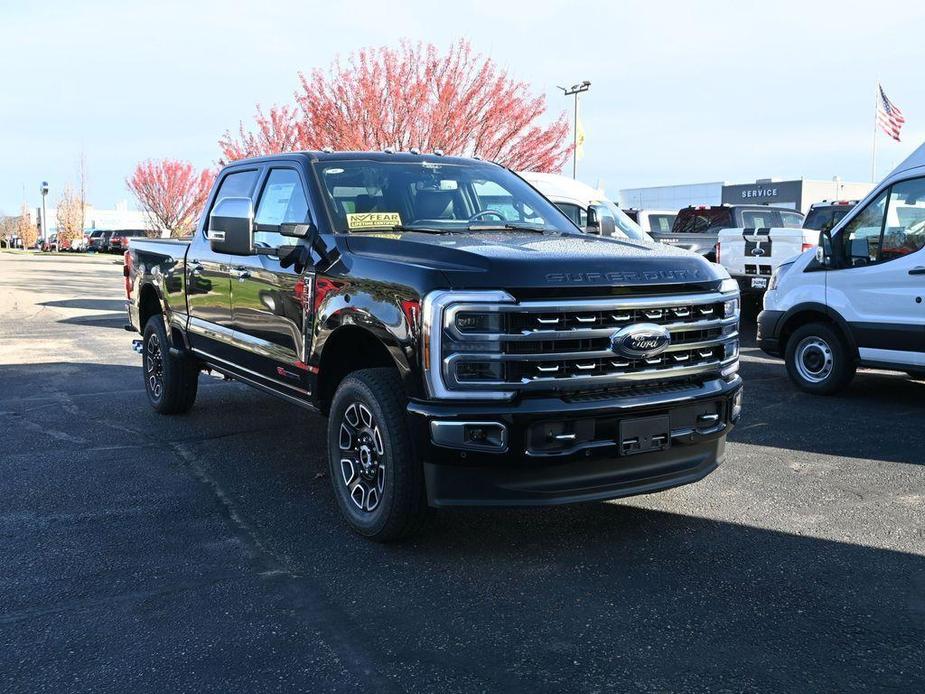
(220, 40, 571, 171)
(127, 160, 215, 238)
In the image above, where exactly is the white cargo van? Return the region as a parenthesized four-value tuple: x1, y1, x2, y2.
(758, 142, 925, 394)
(519, 172, 651, 242)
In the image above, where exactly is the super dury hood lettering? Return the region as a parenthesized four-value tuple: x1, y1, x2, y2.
(343, 231, 722, 289)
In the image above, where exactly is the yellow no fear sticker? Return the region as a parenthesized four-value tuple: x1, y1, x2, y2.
(346, 212, 402, 230)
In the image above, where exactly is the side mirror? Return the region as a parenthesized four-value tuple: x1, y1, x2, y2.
(815, 229, 832, 266)
(208, 197, 254, 255)
(585, 206, 601, 234)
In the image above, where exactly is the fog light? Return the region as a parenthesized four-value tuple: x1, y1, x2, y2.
(731, 389, 743, 420)
(721, 361, 739, 379)
(430, 421, 507, 451)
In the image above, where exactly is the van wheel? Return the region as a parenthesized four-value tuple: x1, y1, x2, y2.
(327, 368, 428, 541)
(785, 323, 856, 395)
(142, 317, 199, 414)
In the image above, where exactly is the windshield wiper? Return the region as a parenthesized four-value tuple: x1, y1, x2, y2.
(466, 223, 549, 233)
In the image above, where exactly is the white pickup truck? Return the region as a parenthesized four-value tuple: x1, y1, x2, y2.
(717, 222, 815, 295)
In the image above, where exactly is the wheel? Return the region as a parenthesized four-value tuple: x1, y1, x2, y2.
(142, 316, 199, 414)
(327, 368, 428, 541)
(785, 322, 856, 395)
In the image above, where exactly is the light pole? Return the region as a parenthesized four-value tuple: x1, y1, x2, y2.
(39, 181, 49, 243)
(558, 81, 590, 179)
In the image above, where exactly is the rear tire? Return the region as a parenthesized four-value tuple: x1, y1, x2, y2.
(785, 322, 856, 395)
(327, 368, 428, 541)
(142, 316, 199, 414)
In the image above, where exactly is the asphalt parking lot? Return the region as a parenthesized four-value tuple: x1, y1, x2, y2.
(1, 250, 923, 693)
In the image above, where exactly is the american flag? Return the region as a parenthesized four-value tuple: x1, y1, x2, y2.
(877, 84, 905, 142)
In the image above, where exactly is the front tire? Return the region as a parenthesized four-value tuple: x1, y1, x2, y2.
(327, 368, 428, 541)
(785, 322, 856, 395)
(142, 316, 199, 414)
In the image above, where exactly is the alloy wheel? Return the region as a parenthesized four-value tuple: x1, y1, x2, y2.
(338, 402, 386, 512)
(145, 332, 164, 400)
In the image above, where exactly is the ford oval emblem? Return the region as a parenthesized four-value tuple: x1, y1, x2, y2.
(751, 246, 766, 256)
(610, 323, 672, 359)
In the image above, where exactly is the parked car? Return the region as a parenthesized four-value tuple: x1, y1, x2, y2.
(519, 171, 651, 241)
(125, 151, 742, 541)
(758, 141, 925, 394)
(86, 229, 111, 252)
(802, 200, 858, 233)
(653, 204, 804, 260)
(40, 234, 59, 252)
(108, 229, 148, 253)
(623, 208, 678, 235)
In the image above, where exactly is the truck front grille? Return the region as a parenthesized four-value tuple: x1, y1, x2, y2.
(438, 291, 739, 394)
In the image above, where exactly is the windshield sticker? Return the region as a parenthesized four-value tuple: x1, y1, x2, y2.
(346, 212, 402, 230)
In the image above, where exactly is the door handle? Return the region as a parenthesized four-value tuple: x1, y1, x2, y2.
(909, 267, 925, 275)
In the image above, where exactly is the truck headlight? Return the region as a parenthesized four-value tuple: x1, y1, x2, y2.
(768, 262, 794, 291)
(422, 290, 515, 400)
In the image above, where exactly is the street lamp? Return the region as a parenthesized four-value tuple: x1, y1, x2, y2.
(39, 181, 49, 243)
(557, 81, 590, 179)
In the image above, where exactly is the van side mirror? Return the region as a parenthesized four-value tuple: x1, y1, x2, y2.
(208, 197, 254, 255)
(815, 229, 832, 266)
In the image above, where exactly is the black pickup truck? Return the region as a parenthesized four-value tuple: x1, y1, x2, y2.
(125, 151, 742, 540)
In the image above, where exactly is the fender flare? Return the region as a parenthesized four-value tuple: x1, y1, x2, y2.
(778, 301, 858, 357)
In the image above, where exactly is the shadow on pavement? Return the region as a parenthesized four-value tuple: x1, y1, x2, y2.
(40, 298, 126, 312)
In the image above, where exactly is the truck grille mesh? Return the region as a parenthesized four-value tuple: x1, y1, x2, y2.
(443, 293, 737, 393)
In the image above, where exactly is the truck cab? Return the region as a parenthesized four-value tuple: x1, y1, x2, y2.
(126, 151, 741, 541)
(758, 143, 925, 393)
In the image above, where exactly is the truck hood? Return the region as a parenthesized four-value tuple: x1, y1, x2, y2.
(342, 230, 723, 290)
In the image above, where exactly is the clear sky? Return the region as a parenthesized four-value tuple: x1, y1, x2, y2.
(1, 0, 923, 214)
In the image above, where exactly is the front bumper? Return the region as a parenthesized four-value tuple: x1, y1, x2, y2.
(408, 377, 742, 507)
(756, 309, 785, 356)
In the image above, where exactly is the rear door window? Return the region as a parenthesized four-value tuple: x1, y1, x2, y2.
(205, 169, 259, 235)
(779, 211, 804, 228)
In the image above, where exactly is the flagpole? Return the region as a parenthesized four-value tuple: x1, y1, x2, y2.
(871, 81, 879, 182)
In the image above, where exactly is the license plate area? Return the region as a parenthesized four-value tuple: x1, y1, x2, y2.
(619, 415, 670, 456)
(751, 276, 768, 289)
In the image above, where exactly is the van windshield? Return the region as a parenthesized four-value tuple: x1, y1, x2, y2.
(313, 159, 578, 234)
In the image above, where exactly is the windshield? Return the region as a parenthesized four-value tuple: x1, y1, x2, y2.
(313, 159, 578, 234)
